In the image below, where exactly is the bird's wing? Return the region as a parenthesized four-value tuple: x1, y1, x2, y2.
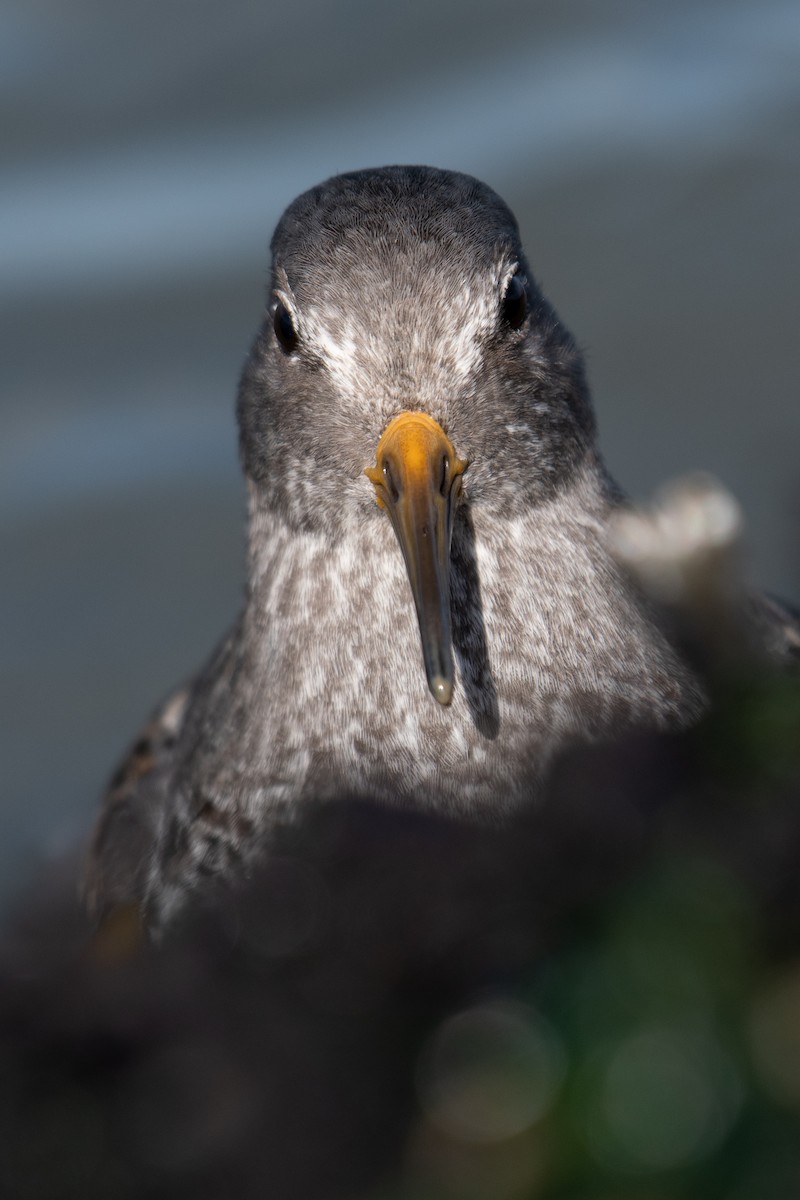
(83, 686, 190, 923)
(754, 592, 800, 664)
(608, 476, 800, 670)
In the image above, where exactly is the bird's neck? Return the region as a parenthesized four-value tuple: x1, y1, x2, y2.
(233, 465, 701, 809)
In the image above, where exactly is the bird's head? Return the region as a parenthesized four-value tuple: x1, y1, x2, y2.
(237, 165, 595, 704)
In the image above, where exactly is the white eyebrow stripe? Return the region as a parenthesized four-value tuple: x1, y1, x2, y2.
(307, 319, 362, 394)
(499, 260, 521, 292)
(297, 254, 517, 393)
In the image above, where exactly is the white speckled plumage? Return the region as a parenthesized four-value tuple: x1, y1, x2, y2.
(86, 165, 713, 931)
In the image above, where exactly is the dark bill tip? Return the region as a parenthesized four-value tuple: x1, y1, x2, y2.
(429, 674, 453, 706)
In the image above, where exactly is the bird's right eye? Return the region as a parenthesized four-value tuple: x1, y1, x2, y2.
(273, 301, 299, 353)
(501, 272, 529, 330)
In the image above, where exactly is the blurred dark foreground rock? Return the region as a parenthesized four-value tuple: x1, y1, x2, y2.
(2, 668, 800, 1199)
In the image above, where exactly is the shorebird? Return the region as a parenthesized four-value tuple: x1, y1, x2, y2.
(85, 165, 793, 932)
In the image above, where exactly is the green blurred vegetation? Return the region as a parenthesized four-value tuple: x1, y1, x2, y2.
(382, 670, 800, 1200)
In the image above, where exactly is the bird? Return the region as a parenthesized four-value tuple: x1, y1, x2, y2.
(83, 165, 793, 934)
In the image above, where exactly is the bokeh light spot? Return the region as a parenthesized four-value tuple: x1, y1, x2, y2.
(750, 964, 800, 1107)
(588, 1026, 742, 1172)
(415, 1000, 566, 1144)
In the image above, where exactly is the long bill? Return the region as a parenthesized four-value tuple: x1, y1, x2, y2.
(366, 412, 468, 705)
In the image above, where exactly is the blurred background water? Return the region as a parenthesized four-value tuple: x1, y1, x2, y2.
(2, 0, 799, 898)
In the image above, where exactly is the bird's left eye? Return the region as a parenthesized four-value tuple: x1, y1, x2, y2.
(501, 272, 528, 330)
(273, 301, 299, 353)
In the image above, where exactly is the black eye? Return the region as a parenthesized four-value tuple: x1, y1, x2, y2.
(501, 272, 528, 330)
(273, 301, 299, 353)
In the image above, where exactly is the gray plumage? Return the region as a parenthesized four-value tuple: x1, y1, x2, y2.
(87, 164, 783, 932)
